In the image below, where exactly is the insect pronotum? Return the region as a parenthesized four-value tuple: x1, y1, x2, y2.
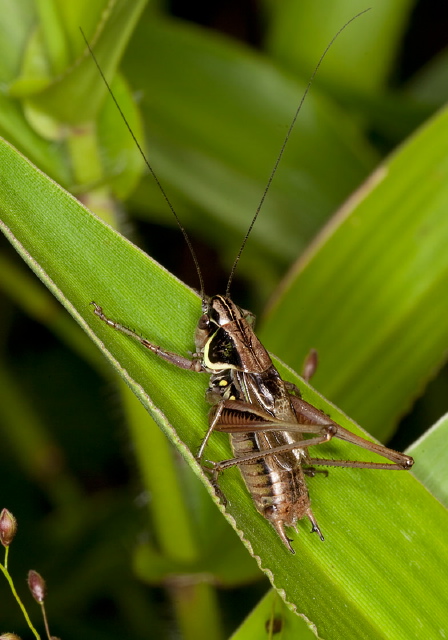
(85, 10, 414, 553)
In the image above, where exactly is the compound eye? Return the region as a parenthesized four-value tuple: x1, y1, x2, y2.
(197, 314, 210, 330)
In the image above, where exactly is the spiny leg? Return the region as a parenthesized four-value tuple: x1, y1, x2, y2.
(91, 302, 203, 371)
(289, 395, 414, 470)
(196, 402, 225, 463)
(206, 431, 333, 487)
(198, 397, 337, 490)
(325, 427, 413, 469)
(195, 403, 230, 504)
(306, 457, 413, 471)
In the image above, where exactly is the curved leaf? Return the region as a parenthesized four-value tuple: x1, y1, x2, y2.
(231, 590, 316, 640)
(25, 0, 148, 124)
(262, 105, 448, 442)
(407, 412, 448, 507)
(265, 0, 413, 95)
(1, 137, 447, 639)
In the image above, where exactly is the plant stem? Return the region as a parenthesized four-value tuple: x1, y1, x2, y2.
(168, 578, 224, 640)
(0, 562, 41, 639)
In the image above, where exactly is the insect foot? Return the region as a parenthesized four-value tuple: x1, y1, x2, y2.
(199, 459, 228, 506)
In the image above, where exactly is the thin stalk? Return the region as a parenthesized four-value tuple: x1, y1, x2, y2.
(0, 563, 41, 640)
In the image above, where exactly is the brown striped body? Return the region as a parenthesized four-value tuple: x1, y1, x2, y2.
(231, 428, 312, 546)
(200, 296, 323, 551)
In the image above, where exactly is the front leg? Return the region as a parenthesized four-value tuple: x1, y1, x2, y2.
(196, 401, 225, 463)
(195, 401, 232, 504)
(91, 302, 204, 372)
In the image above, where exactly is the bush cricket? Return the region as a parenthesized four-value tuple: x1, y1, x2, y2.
(85, 11, 414, 553)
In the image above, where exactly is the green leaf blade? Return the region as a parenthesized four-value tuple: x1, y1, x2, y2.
(1, 137, 447, 638)
(262, 105, 448, 441)
(407, 412, 448, 508)
(265, 0, 414, 96)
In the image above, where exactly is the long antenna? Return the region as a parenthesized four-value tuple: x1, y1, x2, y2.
(225, 8, 371, 297)
(80, 28, 206, 306)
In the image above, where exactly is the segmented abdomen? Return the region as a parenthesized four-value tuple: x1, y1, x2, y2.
(230, 430, 311, 528)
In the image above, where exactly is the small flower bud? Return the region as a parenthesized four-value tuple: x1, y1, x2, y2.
(27, 570, 46, 603)
(0, 633, 23, 639)
(0, 509, 17, 547)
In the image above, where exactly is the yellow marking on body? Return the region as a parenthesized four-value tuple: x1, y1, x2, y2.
(203, 330, 238, 370)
